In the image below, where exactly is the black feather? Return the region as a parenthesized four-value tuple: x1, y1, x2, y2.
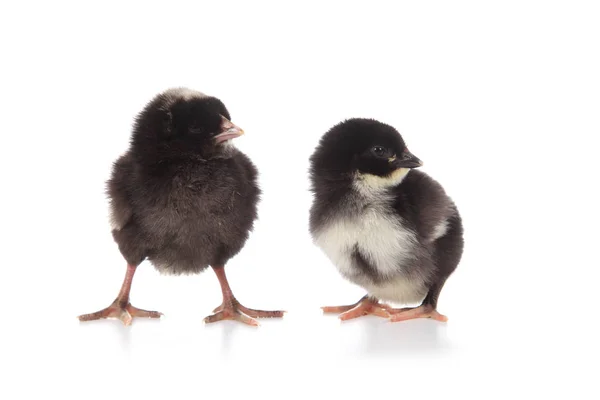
(107, 88, 259, 275)
(309, 118, 464, 307)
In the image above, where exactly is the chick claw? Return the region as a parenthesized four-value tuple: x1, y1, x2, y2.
(78, 301, 163, 326)
(205, 301, 285, 327)
(388, 305, 448, 323)
(322, 296, 391, 321)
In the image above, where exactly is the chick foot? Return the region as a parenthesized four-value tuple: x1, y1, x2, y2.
(205, 266, 285, 326)
(205, 299, 284, 327)
(78, 264, 162, 326)
(388, 304, 448, 323)
(212, 302, 285, 318)
(78, 300, 162, 326)
(322, 295, 391, 321)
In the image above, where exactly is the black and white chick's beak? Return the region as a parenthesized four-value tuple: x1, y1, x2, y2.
(390, 149, 423, 169)
(214, 116, 244, 144)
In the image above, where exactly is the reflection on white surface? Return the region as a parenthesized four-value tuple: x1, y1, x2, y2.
(352, 317, 451, 356)
(71, 308, 455, 361)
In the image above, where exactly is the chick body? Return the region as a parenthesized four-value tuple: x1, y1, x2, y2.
(78, 88, 283, 326)
(109, 144, 259, 275)
(309, 118, 463, 321)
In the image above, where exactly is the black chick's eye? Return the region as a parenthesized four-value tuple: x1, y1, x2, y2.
(371, 146, 387, 158)
(188, 126, 204, 135)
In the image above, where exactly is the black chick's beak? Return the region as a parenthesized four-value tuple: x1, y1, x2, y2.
(213, 116, 244, 144)
(390, 149, 423, 169)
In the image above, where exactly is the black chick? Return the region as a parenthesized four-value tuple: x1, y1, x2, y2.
(309, 118, 463, 322)
(78, 88, 284, 326)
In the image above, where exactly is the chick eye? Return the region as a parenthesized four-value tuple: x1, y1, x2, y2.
(371, 146, 387, 158)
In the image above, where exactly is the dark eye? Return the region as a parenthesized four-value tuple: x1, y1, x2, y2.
(371, 146, 387, 157)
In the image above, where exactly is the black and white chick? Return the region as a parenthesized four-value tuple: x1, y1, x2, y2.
(78, 88, 284, 326)
(309, 118, 463, 322)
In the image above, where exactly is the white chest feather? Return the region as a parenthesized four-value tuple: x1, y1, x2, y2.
(313, 171, 430, 304)
(314, 208, 426, 303)
(314, 207, 416, 278)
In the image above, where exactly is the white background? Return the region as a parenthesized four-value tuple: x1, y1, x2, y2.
(1, 1, 599, 399)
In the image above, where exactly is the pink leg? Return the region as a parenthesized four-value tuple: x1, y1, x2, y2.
(78, 264, 162, 326)
(204, 266, 285, 326)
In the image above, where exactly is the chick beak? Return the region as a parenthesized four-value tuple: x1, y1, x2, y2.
(391, 150, 423, 168)
(213, 116, 244, 144)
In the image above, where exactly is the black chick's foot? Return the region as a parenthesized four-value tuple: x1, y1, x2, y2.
(206, 266, 284, 327)
(388, 304, 448, 323)
(78, 300, 163, 326)
(322, 295, 392, 321)
(204, 299, 285, 327)
(78, 264, 162, 326)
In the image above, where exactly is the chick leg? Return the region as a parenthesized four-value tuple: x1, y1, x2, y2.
(78, 264, 162, 326)
(322, 295, 391, 321)
(389, 280, 448, 323)
(204, 266, 285, 326)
